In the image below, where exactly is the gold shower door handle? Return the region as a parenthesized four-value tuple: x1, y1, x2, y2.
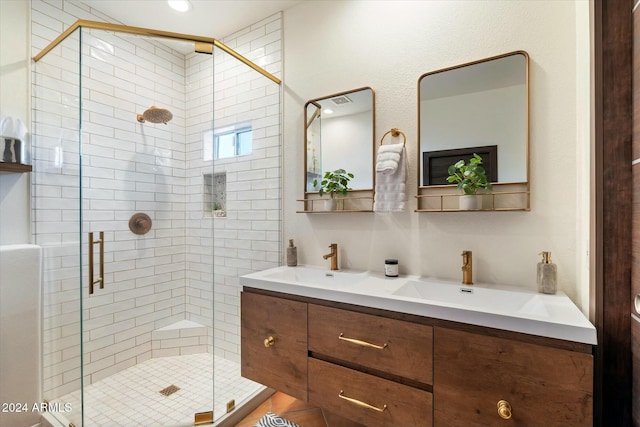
(88, 232, 104, 295)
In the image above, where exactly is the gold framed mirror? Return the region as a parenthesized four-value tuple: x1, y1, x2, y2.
(416, 51, 530, 212)
(299, 87, 375, 212)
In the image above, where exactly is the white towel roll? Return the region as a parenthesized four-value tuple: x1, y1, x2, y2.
(374, 146, 407, 212)
(375, 143, 404, 175)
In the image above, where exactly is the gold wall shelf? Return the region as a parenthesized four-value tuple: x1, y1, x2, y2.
(415, 182, 530, 212)
(297, 191, 374, 213)
(0, 163, 32, 173)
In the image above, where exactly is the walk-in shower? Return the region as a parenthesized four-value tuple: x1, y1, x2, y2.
(32, 14, 282, 427)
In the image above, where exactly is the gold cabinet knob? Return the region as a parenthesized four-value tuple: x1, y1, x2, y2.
(497, 400, 512, 419)
(264, 336, 275, 347)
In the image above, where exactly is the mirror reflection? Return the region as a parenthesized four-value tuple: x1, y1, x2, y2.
(305, 87, 374, 192)
(419, 52, 528, 187)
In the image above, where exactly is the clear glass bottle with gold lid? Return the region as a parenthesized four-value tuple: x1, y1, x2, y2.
(537, 251, 557, 294)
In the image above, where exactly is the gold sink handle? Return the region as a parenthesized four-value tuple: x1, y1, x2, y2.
(497, 400, 512, 419)
(338, 333, 388, 350)
(338, 390, 387, 413)
(264, 336, 275, 347)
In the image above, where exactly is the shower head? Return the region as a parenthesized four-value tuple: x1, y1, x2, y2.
(136, 106, 173, 124)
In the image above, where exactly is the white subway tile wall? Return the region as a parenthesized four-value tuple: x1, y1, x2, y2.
(32, 0, 282, 404)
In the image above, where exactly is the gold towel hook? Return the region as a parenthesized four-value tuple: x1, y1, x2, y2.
(379, 128, 406, 146)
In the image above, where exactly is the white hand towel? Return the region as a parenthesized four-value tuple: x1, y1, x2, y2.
(375, 143, 404, 175)
(0, 116, 28, 140)
(374, 146, 407, 212)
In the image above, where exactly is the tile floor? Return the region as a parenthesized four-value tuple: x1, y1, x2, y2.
(235, 392, 366, 427)
(50, 353, 261, 427)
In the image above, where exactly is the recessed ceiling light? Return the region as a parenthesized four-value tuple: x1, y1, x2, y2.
(323, 109, 333, 114)
(168, 0, 192, 12)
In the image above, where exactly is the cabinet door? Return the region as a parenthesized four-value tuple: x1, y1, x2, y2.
(434, 327, 593, 426)
(241, 292, 308, 401)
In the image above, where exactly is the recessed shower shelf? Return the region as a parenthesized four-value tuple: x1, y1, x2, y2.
(0, 163, 32, 173)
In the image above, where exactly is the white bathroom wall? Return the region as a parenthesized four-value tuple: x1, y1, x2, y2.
(0, 5, 41, 427)
(574, 0, 592, 316)
(0, 0, 31, 245)
(283, 1, 591, 310)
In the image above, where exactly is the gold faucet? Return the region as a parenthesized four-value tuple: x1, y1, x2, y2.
(323, 243, 338, 271)
(461, 250, 473, 285)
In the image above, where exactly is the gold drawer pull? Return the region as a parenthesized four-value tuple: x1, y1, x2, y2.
(338, 390, 387, 413)
(264, 336, 275, 347)
(497, 400, 512, 419)
(338, 333, 388, 350)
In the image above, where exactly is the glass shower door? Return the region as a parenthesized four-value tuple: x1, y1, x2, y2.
(34, 25, 219, 427)
(33, 27, 84, 427)
(77, 28, 217, 427)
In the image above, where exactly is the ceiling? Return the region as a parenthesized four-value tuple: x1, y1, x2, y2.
(84, 0, 302, 39)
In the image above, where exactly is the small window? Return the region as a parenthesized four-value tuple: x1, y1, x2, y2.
(203, 125, 252, 161)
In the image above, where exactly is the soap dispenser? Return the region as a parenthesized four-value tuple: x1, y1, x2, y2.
(286, 239, 298, 267)
(537, 251, 557, 294)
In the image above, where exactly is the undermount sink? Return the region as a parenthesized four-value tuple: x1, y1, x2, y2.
(262, 266, 368, 288)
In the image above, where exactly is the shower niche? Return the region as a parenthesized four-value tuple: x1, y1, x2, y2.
(204, 172, 227, 217)
(32, 15, 282, 427)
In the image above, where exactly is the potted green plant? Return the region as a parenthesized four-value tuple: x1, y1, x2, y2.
(313, 168, 354, 210)
(446, 153, 493, 210)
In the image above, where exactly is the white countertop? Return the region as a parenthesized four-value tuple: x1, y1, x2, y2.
(240, 265, 597, 345)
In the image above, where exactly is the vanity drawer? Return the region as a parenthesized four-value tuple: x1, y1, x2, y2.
(433, 327, 593, 426)
(309, 358, 433, 427)
(241, 292, 308, 401)
(308, 304, 433, 384)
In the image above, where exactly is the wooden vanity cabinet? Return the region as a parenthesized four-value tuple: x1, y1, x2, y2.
(434, 327, 593, 426)
(240, 289, 594, 427)
(240, 292, 308, 401)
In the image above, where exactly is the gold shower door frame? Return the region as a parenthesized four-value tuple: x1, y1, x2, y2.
(33, 19, 280, 85)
